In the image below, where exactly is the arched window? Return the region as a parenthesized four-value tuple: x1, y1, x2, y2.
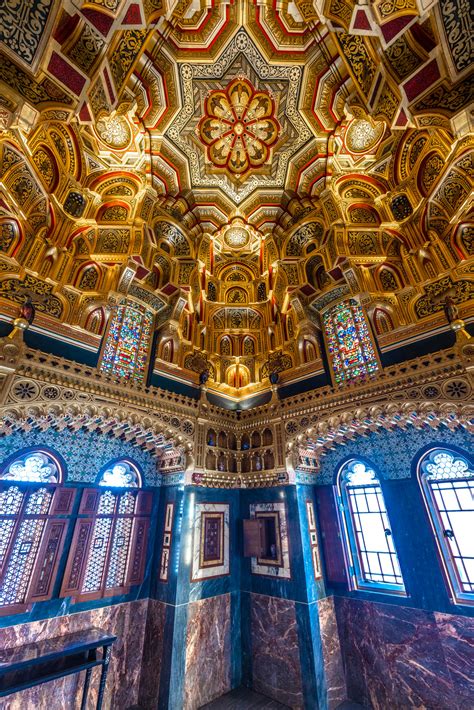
(419, 448, 474, 604)
(0, 449, 73, 612)
(251, 431, 261, 449)
(161, 339, 174, 363)
(207, 282, 217, 301)
(220, 336, 232, 356)
(303, 339, 316, 363)
(323, 299, 379, 384)
(60, 460, 150, 602)
(337, 460, 405, 594)
(100, 299, 154, 382)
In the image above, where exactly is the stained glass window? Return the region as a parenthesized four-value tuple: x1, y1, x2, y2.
(323, 299, 378, 384)
(100, 300, 154, 382)
(419, 449, 474, 604)
(2, 450, 60, 483)
(0, 451, 71, 612)
(338, 460, 405, 594)
(98, 460, 140, 488)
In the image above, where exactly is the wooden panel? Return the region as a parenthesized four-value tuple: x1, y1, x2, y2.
(79, 488, 101, 515)
(243, 518, 264, 557)
(27, 519, 69, 602)
(51, 487, 76, 515)
(316, 486, 347, 585)
(59, 519, 94, 596)
(135, 490, 153, 515)
(126, 517, 150, 586)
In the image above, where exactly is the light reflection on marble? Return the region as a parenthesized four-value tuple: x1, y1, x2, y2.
(0, 600, 148, 710)
(317, 597, 346, 709)
(335, 597, 474, 710)
(183, 594, 231, 709)
(250, 593, 303, 708)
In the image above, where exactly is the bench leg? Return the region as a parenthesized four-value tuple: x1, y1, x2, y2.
(96, 646, 111, 710)
(81, 668, 92, 710)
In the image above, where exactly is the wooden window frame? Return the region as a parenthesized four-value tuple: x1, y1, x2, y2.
(60, 488, 152, 603)
(0, 484, 75, 616)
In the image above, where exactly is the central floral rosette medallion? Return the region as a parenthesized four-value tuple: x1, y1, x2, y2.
(198, 78, 280, 176)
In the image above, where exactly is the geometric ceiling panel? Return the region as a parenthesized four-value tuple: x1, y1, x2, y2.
(166, 30, 312, 205)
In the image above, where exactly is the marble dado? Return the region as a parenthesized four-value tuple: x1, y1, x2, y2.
(0, 600, 148, 710)
(317, 597, 346, 710)
(250, 593, 304, 708)
(184, 594, 232, 709)
(335, 597, 474, 710)
(138, 599, 167, 710)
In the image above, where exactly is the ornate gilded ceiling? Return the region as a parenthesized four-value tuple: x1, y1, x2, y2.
(0, 0, 472, 399)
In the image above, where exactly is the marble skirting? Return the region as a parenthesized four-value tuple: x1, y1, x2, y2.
(183, 593, 232, 709)
(334, 596, 474, 710)
(249, 593, 304, 709)
(0, 599, 148, 710)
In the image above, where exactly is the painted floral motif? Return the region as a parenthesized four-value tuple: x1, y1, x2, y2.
(198, 78, 279, 176)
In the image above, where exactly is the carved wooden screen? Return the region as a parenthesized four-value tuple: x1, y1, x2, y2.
(0, 485, 75, 614)
(60, 488, 152, 602)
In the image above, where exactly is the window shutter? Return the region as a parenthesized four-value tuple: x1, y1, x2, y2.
(135, 490, 153, 515)
(243, 519, 264, 557)
(126, 517, 150, 586)
(59, 519, 94, 597)
(51, 488, 76, 515)
(316, 486, 347, 585)
(79, 488, 101, 514)
(27, 519, 69, 602)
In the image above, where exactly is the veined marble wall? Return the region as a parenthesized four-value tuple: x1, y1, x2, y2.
(249, 592, 304, 708)
(317, 597, 346, 709)
(183, 594, 232, 709)
(0, 600, 148, 710)
(335, 597, 474, 710)
(138, 599, 167, 710)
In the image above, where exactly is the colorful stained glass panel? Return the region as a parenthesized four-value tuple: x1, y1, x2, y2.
(323, 299, 378, 384)
(100, 301, 153, 382)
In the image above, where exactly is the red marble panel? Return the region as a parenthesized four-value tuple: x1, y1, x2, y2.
(434, 612, 474, 705)
(0, 600, 148, 710)
(183, 594, 232, 709)
(250, 593, 304, 709)
(138, 599, 167, 710)
(317, 597, 346, 709)
(335, 597, 473, 710)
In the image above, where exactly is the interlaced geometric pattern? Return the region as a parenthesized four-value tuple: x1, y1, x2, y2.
(323, 299, 379, 384)
(0, 486, 23, 567)
(422, 450, 474, 598)
(82, 490, 137, 594)
(100, 300, 154, 382)
(340, 461, 405, 592)
(0, 488, 53, 607)
(105, 492, 135, 589)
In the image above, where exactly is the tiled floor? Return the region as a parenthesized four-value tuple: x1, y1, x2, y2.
(199, 688, 366, 710)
